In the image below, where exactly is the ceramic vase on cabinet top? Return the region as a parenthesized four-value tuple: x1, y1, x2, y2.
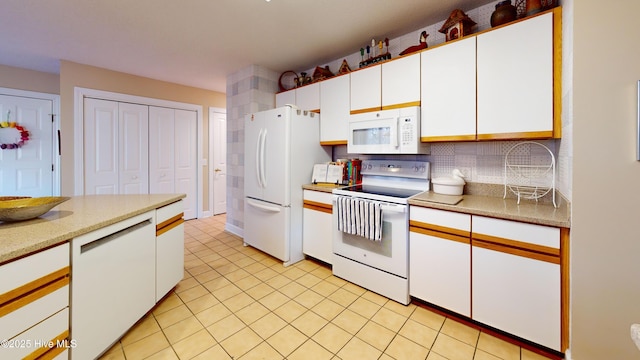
(490, 0, 518, 27)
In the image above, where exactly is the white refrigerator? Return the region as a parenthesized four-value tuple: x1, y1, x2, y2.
(244, 106, 330, 266)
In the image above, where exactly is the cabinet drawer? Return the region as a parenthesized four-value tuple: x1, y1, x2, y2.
(0, 242, 69, 295)
(1, 285, 68, 341)
(303, 190, 332, 205)
(156, 199, 184, 224)
(473, 216, 559, 249)
(410, 206, 471, 233)
(3, 307, 69, 360)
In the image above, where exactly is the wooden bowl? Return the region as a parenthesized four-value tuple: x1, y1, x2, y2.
(0, 196, 70, 222)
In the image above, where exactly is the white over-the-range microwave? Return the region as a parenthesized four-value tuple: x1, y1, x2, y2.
(348, 106, 429, 154)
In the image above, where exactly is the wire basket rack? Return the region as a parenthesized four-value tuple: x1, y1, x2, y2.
(503, 141, 556, 207)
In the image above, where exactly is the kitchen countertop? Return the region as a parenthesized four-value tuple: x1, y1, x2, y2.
(302, 183, 347, 193)
(410, 191, 571, 228)
(0, 194, 185, 264)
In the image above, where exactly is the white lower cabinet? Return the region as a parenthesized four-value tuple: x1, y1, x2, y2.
(409, 207, 471, 316)
(156, 200, 185, 301)
(302, 190, 333, 264)
(472, 216, 561, 351)
(0, 242, 70, 360)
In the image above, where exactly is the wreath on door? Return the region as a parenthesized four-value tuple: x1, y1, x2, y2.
(0, 121, 30, 149)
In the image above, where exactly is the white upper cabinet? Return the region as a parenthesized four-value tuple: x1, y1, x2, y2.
(275, 83, 320, 112)
(296, 82, 320, 112)
(477, 11, 555, 139)
(276, 89, 296, 108)
(350, 64, 381, 113)
(421, 37, 477, 141)
(382, 52, 421, 109)
(319, 74, 350, 144)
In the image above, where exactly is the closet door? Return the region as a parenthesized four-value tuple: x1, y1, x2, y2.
(84, 98, 119, 194)
(118, 103, 148, 194)
(174, 109, 197, 220)
(149, 107, 176, 194)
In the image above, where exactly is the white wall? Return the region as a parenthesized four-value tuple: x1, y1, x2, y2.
(571, 0, 640, 358)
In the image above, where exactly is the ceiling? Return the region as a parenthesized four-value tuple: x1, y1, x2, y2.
(0, 0, 495, 93)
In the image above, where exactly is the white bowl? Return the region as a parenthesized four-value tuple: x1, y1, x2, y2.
(432, 177, 465, 195)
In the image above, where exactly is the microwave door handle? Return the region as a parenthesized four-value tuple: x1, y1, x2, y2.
(393, 117, 400, 148)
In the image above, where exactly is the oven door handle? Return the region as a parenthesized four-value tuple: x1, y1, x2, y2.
(380, 204, 407, 213)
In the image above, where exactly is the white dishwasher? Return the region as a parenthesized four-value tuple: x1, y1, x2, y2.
(71, 210, 156, 360)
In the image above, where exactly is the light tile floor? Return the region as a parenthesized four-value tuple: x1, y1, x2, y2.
(100, 214, 554, 360)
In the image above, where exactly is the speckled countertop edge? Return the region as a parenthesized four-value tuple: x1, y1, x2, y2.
(409, 192, 570, 228)
(303, 183, 570, 228)
(0, 194, 185, 264)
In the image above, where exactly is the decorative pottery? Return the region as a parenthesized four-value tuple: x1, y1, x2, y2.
(526, 0, 543, 16)
(0, 196, 70, 222)
(491, 1, 518, 27)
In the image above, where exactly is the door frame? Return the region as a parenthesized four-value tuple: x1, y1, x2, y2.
(208, 107, 226, 216)
(0, 87, 61, 196)
(74, 87, 205, 218)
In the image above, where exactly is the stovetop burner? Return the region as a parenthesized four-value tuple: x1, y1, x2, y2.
(339, 184, 424, 199)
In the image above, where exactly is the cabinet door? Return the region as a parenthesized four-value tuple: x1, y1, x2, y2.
(409, 207, 471, 316)
(319, 74, 350, 144)
(472, 246, 560, 351)
(149, 106, 175, 194)
(156, 200, 185, 301)
(477, 12, 554, 139)
(118, 102, 149, 194)
(421, 37, 476, 141)
(472, 216, 561, 351)
(276, 89, 296, 108)
(350, 65, 381, 113)
(296, 83, 320, 112)
(382, 53, 421, 109)
(302, 190, 333, 264)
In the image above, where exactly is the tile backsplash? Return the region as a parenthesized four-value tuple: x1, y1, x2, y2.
(333, 139, 559, 185)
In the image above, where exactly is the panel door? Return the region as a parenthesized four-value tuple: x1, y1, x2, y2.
(296, 83, 320, 112)
(174, 109, 198, 220)
(382, 52, 421, 108)
(84, 98, 119, 195)
(211, 110, 227, 215)
(149, 106, 175, 194)
(472, 245, 561, 350)
(350, 65, 381, 113)
(0, 94, 54, 197)
(421, 36, 476, 141)
(119, 102, 149, 194)
(319, 74, 350, 143)
(477, 12, 554, 138)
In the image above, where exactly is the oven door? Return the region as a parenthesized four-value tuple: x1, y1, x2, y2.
(332, 196, 409, 277)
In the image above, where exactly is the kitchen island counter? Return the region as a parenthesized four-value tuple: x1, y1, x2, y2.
(0, 194, 185, 263)
(409, 191, 570, 228)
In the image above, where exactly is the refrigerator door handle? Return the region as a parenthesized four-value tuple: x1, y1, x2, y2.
(255, 129, 264, 188)
(247, 199, 281, 213)
(260, 129, 267, 188)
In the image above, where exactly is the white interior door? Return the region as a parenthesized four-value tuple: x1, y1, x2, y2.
(149, 107, 176, 194)
(0, 94, 54, 197)
(84, 98, 118, 195)
(211, 109, 226, 215)
(174, 109, 197, 220)
(118, 103, 148, 194)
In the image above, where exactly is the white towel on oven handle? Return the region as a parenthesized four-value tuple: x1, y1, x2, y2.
(336, 196, 382, 241)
